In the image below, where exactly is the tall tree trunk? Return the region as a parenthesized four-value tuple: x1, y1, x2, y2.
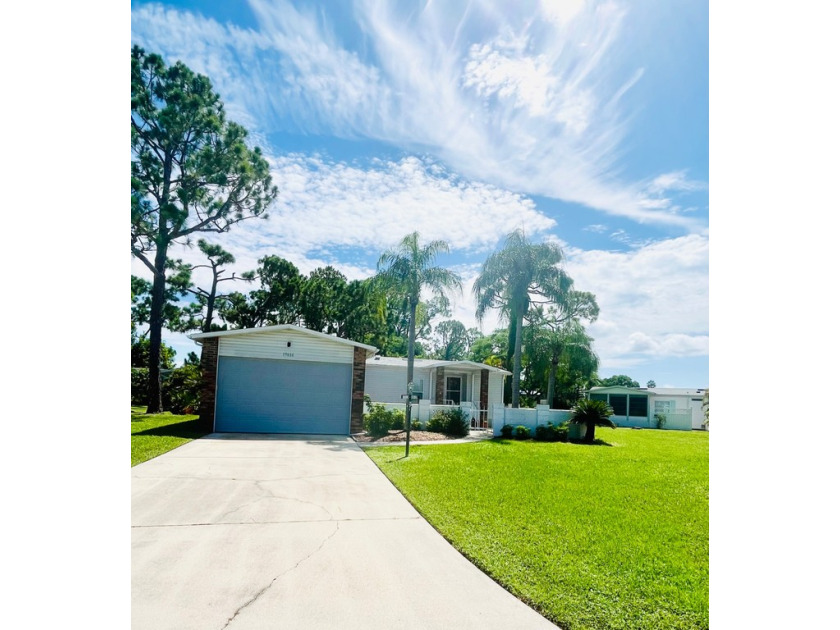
(547, 356, 559, 409)
(203, 274, 218, 332)
(405, 299, 417, 456)
(146, 245, 168, 413)
(511, 302, 524, 408)
(503, 321, 516, 405)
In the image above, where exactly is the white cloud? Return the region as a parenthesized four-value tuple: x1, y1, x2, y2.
(564, 233, 709, 366)
(463, 37, 559, 119)
(131, 0, 706, 228)
(132, 153, 555, 296)
(539, 0, 587, 26)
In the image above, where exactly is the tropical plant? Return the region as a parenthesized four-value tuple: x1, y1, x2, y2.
(524, 301, 599, 408)
(376, 232, 462, 452)
(569, 398, 616, 443)
(132, 46, 277, 412)
(474, 229, 573, 408)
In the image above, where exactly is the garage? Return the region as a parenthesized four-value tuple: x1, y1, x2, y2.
(189, 325, 377, 435)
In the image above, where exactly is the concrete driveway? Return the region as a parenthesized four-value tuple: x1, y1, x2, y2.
(132, 434, 556, 629)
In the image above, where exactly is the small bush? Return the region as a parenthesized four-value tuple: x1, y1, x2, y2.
(513, 425, 531, 440)
(411, 419, 422, 431)
(427, 407, 469, 437)
(391, 410, 408, 430)
(161, 365, 203, 414)
(131, 365, 203, 413)
(131, 368, 149, 406)
(535, 422, 569, 442)
(364, 404, 400, 437)
(500, 424, 513, 438)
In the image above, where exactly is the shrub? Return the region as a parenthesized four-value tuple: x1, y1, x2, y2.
(535, 422, 569, 442)
(131, 365, 203, 413)
(391, 410, 408, 430)
(655, 413, 667, 429)
(427, 407, 469, 437)
(364, 404, 401, 437)
(500, 424, 513, 438)
(513, 425, 531, 440)
(411, 419, 422, 431)
(161, 365, 203, 414)
(131, 368, 149, 406)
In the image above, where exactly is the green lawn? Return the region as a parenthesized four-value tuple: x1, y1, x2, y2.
(365, 428, 708, 630)
(131, 407, 208, 466)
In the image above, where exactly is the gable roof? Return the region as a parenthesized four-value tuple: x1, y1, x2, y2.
(188, 324, 379, 356)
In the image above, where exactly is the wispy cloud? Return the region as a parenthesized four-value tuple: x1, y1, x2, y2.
(132, 154, 555, 292)
(131, 0, 706, 228)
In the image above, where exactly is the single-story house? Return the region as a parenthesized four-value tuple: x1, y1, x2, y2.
(586, 386, 708, 431)
(189, 325, 378, 435)
(364, 356, 511, 428)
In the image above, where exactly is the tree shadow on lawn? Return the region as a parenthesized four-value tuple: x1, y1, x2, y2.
(131, 418, 207, 439)
(491, 438, 613, 447)
(569, 438, 613, 447)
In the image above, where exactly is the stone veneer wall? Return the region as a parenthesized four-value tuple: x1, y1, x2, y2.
(351, 347, 367, 433)
(198, 337, 219, 432)
(434, 367, 445, 404)
(480, 368, 489, 427)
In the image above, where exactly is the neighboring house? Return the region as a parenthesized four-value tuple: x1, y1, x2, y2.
(189, 325, 378, 435)
(586, 386, 709, 431)
(364, 356, 511, 428)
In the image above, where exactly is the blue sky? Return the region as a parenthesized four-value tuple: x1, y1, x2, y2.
(131, 0, 709, 388)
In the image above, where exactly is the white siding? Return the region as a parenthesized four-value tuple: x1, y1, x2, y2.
(219, 329, 353, 364)
(489, 373, 505, 405)
(365, 365, 432, 403)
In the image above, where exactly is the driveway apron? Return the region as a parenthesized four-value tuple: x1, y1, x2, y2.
(132, 434, 557, 629)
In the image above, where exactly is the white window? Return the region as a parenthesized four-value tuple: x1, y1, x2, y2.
(654, 400, 674, 414)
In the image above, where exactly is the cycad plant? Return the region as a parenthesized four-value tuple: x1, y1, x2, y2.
(569, 398, 615, 443)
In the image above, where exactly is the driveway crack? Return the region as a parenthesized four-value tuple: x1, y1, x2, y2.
(219, 521, 340, 630)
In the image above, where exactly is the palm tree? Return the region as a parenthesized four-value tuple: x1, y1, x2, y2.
(526, 316, 599, 408)
(569, 398, 616, 443)
(377, 232, 462, 447)
(473, 229, 573, 408)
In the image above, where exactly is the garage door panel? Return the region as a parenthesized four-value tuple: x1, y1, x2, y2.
(216, 357, 351, 434)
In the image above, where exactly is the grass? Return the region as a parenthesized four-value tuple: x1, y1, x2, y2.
(131, 406, 208, 466)
(365, 428, 708, 630)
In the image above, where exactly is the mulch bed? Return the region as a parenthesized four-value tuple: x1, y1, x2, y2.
(352, 429, 457, 443)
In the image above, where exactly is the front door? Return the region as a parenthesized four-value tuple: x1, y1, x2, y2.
(445, 376, 462, 405)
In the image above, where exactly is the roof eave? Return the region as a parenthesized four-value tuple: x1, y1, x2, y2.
(187, 324, 378, 355)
